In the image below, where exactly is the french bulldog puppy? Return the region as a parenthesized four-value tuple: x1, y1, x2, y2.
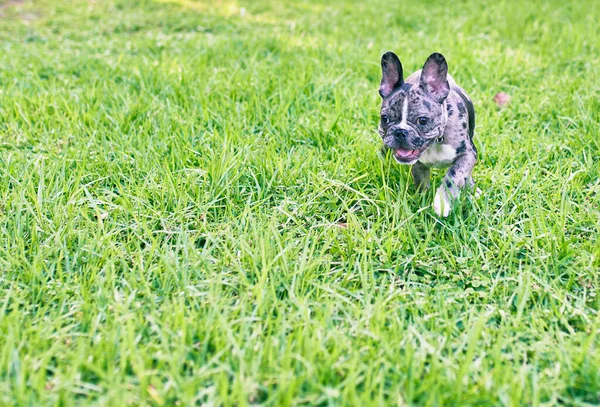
(378, 51, 478, 217)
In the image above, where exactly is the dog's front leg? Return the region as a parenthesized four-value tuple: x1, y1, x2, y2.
(433, 150, 477, 217)
(411, 161, 431, 192)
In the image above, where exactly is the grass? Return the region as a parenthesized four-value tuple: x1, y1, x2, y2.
(0, 0, 599, 405)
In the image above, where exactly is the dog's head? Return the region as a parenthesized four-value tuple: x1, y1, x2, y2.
(378, 52, 450, 164)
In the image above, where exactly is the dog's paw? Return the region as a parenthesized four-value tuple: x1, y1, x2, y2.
(433, 188, 452, 217)
(474, 187, 482, 199)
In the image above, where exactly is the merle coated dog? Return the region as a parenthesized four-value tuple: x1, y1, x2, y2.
(378, 52, 478, 216)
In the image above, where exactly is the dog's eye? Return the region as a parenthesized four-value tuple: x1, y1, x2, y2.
(381, 114, 390, 124)
(417, 117, 429, 126)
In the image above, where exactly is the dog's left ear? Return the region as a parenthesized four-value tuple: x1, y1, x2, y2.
(379, 51, 404, 98)
(420, 53, 450, 103)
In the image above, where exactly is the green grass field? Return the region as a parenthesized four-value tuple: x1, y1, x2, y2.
(1, 0, 600, 405)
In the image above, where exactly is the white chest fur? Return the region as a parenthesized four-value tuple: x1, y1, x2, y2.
(419, 143, 456, 168)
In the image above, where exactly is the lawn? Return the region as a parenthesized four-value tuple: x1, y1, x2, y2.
(1, 0, 599, 405)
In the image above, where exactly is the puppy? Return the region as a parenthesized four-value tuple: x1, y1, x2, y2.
(378, 51, 478, 217)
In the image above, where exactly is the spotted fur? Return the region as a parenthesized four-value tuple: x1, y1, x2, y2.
(378, 51, 478, 217)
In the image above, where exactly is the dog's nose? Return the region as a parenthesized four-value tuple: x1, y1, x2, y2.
(394, 128, 409, 139)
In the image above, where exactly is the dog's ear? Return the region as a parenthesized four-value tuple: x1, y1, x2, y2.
(419, 53, 450, 102)
(379, 51, 404, 98)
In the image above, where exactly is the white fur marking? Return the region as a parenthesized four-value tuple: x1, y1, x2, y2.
(400, 97, 408, 127)
(419, 143, 456, 168)
(433, 188, 451, 217)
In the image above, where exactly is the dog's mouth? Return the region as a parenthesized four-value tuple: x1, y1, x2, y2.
(392, 147, 426, 164)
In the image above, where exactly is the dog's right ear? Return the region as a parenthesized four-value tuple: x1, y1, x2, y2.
(379, 51, 404, 98)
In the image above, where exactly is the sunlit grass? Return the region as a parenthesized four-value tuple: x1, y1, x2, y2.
(0, 0, 599, 405)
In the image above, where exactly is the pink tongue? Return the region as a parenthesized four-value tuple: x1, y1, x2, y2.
(395, 148, 417, 158)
